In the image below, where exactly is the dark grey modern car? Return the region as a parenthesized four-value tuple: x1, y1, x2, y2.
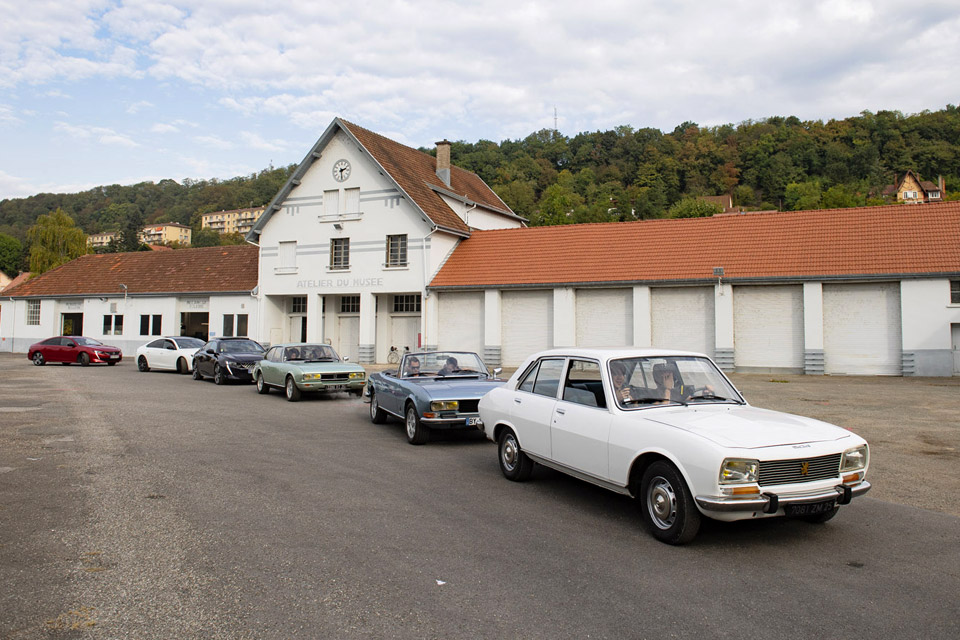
(192, 337, 265, 385)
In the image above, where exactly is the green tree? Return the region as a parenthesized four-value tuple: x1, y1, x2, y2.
(784, 180, 823, 210)
(191, 227, 222, 247)
(666, 198, 723, 219)
(0, 232, 23, 275)
(119, 204, 145, 251)
(27, 208, 88, 274)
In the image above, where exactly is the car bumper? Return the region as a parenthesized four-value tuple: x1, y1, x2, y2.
(695, 481, 871, 514)
(298, 379, 366, 393)
(92, 353, 122, 363)
(225, 364, 255, 379)
(420, 413, 484, 430)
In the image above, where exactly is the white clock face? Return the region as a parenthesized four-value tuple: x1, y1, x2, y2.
(332, 159, 351, 182)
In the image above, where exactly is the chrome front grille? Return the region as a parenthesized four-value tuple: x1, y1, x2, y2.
(230, 361, 254, 370)
(758, 453, 841, 486)
(321, 373, 351, 382)
(458, 400, 480, 413)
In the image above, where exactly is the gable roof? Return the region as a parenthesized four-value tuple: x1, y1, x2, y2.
(3, 245, 258, 298)
(429, 201, 960, 289)
(248, 118, 519, 240)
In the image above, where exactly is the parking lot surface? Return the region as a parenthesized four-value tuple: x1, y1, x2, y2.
(1, 353, 958, 639)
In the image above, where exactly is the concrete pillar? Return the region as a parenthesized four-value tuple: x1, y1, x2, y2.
(358, 291, 377, 364)
(483, 289, 502, 366)
(803, 282, 824, 374)
(632, 285, 652, 346)
(714, 283, 735, 370)
(553, 287, 576, 348)
(306, 293, 322, 342)
(423, 291, 440, 352)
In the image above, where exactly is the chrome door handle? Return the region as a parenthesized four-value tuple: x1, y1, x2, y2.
(556, 408, 566, 415)
(514, 398, 521, 403)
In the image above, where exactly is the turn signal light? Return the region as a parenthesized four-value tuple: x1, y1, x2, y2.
(729, 486, 760, 495)
(843, 472, 862, 484)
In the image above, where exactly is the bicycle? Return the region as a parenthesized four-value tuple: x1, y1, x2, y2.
(386, 345, 410, 364)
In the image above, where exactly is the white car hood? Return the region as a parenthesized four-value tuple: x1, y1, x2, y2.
(645, 405, 852, 449)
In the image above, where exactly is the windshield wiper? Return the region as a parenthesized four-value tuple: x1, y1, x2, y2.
(687, 393, 743, 404)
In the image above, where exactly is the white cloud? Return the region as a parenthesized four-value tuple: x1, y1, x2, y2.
(239, 131, 288, 153)
(53, 121, 138, 147)
(193, 134, 234, 150)
(127, 100, 153, 114)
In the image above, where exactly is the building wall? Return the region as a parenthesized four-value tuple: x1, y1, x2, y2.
(901, 279, 960, 376)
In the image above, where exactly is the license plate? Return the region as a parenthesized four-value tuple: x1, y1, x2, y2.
(466, 417, 482, 427)
(327, 384, 344, 391)
(785, 500, 836, 517)
(108, 355, 119, 359)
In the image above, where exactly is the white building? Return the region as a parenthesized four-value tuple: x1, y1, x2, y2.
(245, 118, 524, 363)
(0, 246, 258, 354)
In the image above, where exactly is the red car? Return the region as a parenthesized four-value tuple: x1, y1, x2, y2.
(28, 336, 123, 366)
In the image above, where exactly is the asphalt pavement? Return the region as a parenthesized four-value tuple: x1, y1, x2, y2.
(1, 353, 958, 639)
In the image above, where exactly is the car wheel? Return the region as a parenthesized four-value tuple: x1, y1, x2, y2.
(256, 373, 270, 394)
(369, 390, 387, 424)
(799, 506, 840, 524)
(498, 428, 534, 481)
(639, 461, 701, 545)
(192, 361, 202, 380)
(405, 404, 429, 445)
(31, 352, 45, 366)
(285, 376, 301, 402)
(137, 356, 150, 372)
(107, 361, 117, 366)
(176, 357, 188, 374)
(213, 363, 225, 385)
(78, 352, 91, 367)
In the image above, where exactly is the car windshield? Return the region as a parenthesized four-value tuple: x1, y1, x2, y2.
(73, 337, 104, 346)
(175, 337, 205, 349)
(284, 344, 340, 362)
(401, 351, 487, 378)
(218, 340, 264, 353)
(609, 355, 744, 409)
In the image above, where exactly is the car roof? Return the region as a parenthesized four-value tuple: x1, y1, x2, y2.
(527, 347, 709, 361)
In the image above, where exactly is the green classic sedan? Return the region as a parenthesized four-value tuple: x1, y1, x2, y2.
(253, 343, 366, 401)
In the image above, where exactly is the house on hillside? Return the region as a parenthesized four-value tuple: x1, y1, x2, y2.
(883, 170, 944, 203)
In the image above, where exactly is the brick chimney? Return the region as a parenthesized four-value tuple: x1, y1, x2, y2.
(435, 140, 451, 187)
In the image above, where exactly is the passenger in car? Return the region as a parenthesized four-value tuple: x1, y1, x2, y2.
(611, 361, 639, 404)
(438, 356, 459, 376)
(404, 357, 422, 377)
(653, 363, 683, 403)
(286, 347, 300, 361)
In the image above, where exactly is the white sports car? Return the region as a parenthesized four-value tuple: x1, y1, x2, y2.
(136, 336, 206, 374)
(478, 348, 871, 544)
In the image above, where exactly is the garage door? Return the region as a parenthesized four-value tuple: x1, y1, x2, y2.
(391, 316, 420, 353)
(651, 287, 714, 356)
(437, 292, 483, 354)
(576, 288, 632, 347)
(733, 285, 804, 370)
(502, 290, 553, 366)
(338, 316, 359, 363)
(823, 283, 902, 375)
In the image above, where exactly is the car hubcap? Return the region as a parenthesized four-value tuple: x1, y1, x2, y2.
(501, 436, 518, 471)
(257, 376, 263, 390)
(648, 477, 677, 529)
(370, 395, 378, 417)
(406, 411, 417, 438)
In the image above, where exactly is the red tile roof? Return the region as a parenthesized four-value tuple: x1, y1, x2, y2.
(4, 245, 258, 297)
(429, 202, 960, 288)
(340, 119, 516, 233)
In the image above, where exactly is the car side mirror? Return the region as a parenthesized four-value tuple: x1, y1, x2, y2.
(206, 348, 215, 354)
(343, 356, 350, 361)
(493, 367, 502, 378)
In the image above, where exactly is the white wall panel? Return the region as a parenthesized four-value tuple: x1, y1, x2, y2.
(651, 287, 715, 356)
(733, 285, 804, 369)
(502, 290, 553, 365)
(576, 288, 632, 347)
(437, 292, 483, 354)
(823, 283, 901, 375)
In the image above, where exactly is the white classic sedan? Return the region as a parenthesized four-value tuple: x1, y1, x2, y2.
(478, 348, 871, 544)
(135, 336, 206, 374)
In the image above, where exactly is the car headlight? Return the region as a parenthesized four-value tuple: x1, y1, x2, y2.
(719, 458, 759, 484)
(841, 445, 868, 472)
(349, 372, 365, 380)
(430, 400, 459, 411)
(303, 373, 323, 381)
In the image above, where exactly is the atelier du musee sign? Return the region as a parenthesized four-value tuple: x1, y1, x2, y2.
(297, 277, 385, 290)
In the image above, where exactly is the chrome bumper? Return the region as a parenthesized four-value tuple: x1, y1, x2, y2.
(696, 481, 871, 513)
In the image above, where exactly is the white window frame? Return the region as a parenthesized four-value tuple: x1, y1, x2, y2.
(385, 234, 408, 268)
(276, 241, 298, 274)
(26, 300, 40, 325)
(330, 238, 350, 271)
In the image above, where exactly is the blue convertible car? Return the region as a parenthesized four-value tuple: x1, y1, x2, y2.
(366, 351, 504, 444)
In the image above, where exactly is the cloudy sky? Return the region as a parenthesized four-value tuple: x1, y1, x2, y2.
(1, 0, 957, 201)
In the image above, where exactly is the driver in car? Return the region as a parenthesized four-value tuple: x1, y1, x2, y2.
(403, 356, 422, 377)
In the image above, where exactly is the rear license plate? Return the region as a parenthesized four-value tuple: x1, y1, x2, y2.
(466, 417, 482, 427)
(785, 500, 836, 517)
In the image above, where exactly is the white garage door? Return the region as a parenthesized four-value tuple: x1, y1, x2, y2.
(733, 285, 804, 370)
(391, 316, 420, 353)
(576, 288, 632, 347)
(502, 290, 553, 366)
(437, 292, 483, 354)
(651, 287, 715, 356)
(823, 283, 902, 375)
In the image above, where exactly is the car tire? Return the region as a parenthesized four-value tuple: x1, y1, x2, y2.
(799, 506, 840, 524)
(405, 404, 429, 445)
(78, 352, 91, 367)
(498, 428, 534, 481)
(285, 376, 301, 402)
(192, 361, 202, 380)
(256, 373, 270, 394)
(213, 364, 225, 385)
(137, 356, 150, 372)
(31, 352, 45, 366)
(369, 390, 387, 424)
(176, 357, 188, 374)
(107, 361, 117, 366)
(639, 461, 701, 545)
